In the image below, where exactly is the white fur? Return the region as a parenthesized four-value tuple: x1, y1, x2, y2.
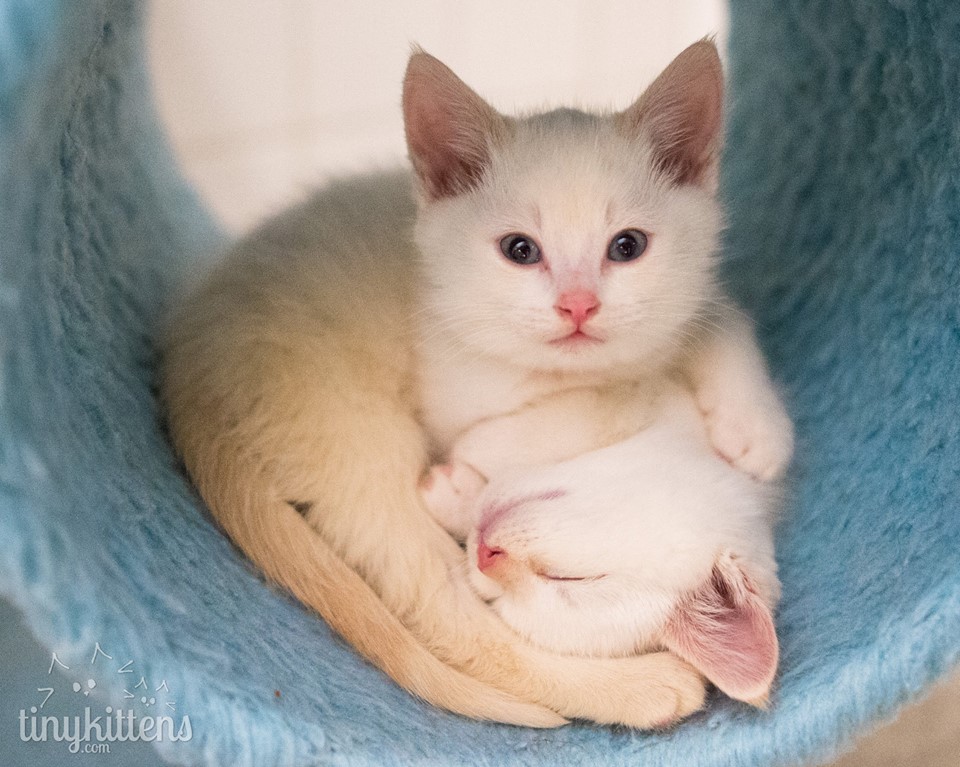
(464, 385, 781, 658)
(409, 55, 794, 675)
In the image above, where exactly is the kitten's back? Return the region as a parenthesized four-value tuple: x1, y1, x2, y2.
(159, 168, 568, 727)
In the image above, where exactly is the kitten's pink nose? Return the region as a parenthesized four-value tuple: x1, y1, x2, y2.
(477, 541, 506, 573)
(555, 290, 600, 327)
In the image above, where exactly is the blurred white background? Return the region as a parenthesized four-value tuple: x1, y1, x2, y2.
(146, 0, 726, 232)
(145, 4, 959, 766)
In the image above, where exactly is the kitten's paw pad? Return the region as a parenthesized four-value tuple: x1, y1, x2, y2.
(702, 401, 794, 482)
(420, 462, 487, 534)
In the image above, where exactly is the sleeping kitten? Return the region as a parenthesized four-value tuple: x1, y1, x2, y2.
(160, 40, 786, 729)
(465, 383, 782, 705)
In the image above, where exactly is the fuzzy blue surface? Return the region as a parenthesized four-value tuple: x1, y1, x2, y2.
(1, 1, 958, 765)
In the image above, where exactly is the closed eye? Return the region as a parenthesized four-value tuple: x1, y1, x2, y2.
(537, 572, 606, 583)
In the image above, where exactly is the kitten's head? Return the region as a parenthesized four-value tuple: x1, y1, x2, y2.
(464, 432, 781, 705)
(404, 41, 724, 374)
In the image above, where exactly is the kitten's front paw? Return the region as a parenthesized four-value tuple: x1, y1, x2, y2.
(420, 462, 487, 539)
(613, 653, 707, 729)
(700, 396, 794, 482)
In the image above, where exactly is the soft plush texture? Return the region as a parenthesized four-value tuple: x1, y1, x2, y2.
(1, 1, 958, 765)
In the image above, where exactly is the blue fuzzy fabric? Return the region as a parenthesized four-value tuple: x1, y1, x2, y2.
(1, 1, 958, 765)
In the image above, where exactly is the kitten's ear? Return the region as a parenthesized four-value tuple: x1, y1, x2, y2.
(617, 39, 724, 188)
(660, 552, 778, 705)
(403, 50, 507, 201)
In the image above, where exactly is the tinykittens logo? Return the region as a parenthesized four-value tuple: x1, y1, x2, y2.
(18, 642, 192, 755)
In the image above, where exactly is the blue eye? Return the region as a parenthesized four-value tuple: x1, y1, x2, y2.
(608, 230, 648, 262)
(500, 234, 542, 265)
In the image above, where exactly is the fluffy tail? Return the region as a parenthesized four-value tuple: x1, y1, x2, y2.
(190, 462, 565, 728)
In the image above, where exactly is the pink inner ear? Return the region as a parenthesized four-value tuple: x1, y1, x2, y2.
(617, 39, 724, 187)
(402, 51, 502, 200)
(661, 556, 778, 704)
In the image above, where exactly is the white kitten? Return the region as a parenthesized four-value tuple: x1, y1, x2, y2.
(412, 45, 792, 532)
(466, 385, 781, 704)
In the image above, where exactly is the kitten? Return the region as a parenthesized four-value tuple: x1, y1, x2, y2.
(412, 47, 792, 531)
(160, 40, 787, 729)
(465, 384, 782, 705)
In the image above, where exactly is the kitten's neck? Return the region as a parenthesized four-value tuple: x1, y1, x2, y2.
(416, 328, 673, 452)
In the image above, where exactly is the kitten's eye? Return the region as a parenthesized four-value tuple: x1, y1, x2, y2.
(607, 230, 648, 262)
(500, 234, 542, 265)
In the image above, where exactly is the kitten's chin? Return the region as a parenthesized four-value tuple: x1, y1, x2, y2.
(535, 338, 665, 377)
(471, 330, 673, 379)
(548, 329, 604, 348)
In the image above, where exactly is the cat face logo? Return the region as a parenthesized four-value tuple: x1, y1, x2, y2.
(71, 679, 96, 696)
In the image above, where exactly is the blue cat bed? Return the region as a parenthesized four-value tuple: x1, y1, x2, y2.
(1, 1, 958, 765)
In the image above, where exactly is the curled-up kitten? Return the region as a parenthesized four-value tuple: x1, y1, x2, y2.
(466, 385, 782, 705)
(159, 44, 769, 729)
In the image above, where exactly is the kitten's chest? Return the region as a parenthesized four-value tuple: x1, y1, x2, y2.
(416, 348, 561, 453)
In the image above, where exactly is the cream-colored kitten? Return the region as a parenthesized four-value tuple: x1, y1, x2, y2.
(160, 40, 786, 730)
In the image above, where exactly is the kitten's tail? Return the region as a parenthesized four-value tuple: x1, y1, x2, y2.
(188, 462, 566, 728)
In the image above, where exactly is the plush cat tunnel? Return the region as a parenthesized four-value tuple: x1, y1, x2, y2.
(1, 1, 958, 765)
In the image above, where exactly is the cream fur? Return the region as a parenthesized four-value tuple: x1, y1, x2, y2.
(160, 170, 705, 729)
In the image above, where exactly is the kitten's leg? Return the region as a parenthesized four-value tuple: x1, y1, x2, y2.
(420, 384, 655, 532)
(684, 304, 794, 481)
(450, 384, 655, 479)
(420, 385, 651, 531)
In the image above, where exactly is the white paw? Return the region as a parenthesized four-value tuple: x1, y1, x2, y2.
(645, 654, 708, 729)
(701, 396, 794, 482)
(419, 462, 487, 539)
(604, 653, 707, 730)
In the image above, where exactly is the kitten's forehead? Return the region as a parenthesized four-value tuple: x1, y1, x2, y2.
(526, 107, 602, 131)
(510, 105, 617, 165)
(491, 107, 660, 217)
